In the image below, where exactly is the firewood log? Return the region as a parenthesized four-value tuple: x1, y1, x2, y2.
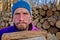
(49, 22, 55, 26)
(47, 16, 56, 26)
(7, 0, 11, 12)
(7, 7, 11, 12)
(32, 7, 36, 12)
(54, 11, 60, 17)
(56, 32, 60, 40)
(47, 33, 58, 40)
(5, 23, 9, 27)
(40, 18, 45, 24)
(1, 22, 5, 27)
(2, 31, 47, 40)
(9, 22, 13, 26)
(53, 11, 60, 20)
(53, 15, 58, 20)
(42, 21, 50, 29)
(3, 2, 7, 11)
(34, 10, 39, 14)
(48, 27, 58, 34)
(3, 18, 6, 21)
(39, 15, 42, 20)
(52, 7, 56, 11)
(47, 9, 53, 17)
(33, 14, 38, 20)
(11, 0, 16, 4)
(36, 22, 42, 29)
(0, 0, 3, 11)
(39, 10, 45, 16)
(33, 18, 39, 26)
(58, 16, 60, 20)
(6, 17, 9, 21)
(56, 20, 60, 29)
(56, 5, 60, 10)
(42, 5, 48, 10)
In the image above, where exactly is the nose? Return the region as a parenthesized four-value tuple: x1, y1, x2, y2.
(19, 13, 24, 21)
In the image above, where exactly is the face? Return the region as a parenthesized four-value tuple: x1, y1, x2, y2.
(13, 8, 32, 31)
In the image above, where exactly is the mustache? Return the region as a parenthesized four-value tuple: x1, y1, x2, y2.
(15, 21, 27, 24)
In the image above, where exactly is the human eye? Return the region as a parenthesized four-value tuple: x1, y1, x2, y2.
(14, 13, 20, 15)
(23, 13, 29, 15)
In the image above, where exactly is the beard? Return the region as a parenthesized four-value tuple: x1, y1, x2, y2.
(17, 24, 28, 31)
(14, 22, 32, 31)
(14, 21, 29, 31)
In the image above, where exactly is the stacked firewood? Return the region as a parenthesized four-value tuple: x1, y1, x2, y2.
(32, 5, 60, 40)
(2, 31, 47, 40)
(0, 0, 16, 29)
(0, 12, 13, 29)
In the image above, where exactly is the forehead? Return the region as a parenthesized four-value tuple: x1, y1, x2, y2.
(14, 8, 29, 13)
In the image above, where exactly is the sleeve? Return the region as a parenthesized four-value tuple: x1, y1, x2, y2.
(0, 29, 4, 40)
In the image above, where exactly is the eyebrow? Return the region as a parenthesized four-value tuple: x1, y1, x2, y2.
(14, 12, 29, 14)
(14, 13, 20, 15)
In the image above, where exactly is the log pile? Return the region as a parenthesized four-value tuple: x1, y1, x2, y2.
(32, 5, 60, 31)
(0, 12, 13, 29)
(32, 5, 60, 40)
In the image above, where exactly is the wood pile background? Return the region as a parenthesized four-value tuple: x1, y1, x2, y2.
(32, 4, 60, 40)
(0, 3, 60, 40)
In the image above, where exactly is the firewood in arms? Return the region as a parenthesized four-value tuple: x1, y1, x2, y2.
(2, 30, 47, 40)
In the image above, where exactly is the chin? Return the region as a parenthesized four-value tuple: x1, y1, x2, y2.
(17, 26, 27, 30)
(18, 27, 27, 31)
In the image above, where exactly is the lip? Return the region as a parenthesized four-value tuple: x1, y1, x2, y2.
(19, 23, 25, 25)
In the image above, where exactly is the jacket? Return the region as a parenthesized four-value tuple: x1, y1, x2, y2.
(0, 23, 38, 40)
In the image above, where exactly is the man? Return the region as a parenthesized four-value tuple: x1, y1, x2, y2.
(0, 0, 39, 40)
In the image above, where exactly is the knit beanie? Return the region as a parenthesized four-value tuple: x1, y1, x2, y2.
(12, 0, 32, 16)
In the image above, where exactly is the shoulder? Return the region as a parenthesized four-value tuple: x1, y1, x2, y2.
(0, 26, 13, 40)
(31, 23, 39, 31)
(0, 26, 14, 33)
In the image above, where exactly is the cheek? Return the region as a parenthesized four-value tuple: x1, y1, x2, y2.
(24, 17, 31, 24)
(13, 16, 20, 22)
